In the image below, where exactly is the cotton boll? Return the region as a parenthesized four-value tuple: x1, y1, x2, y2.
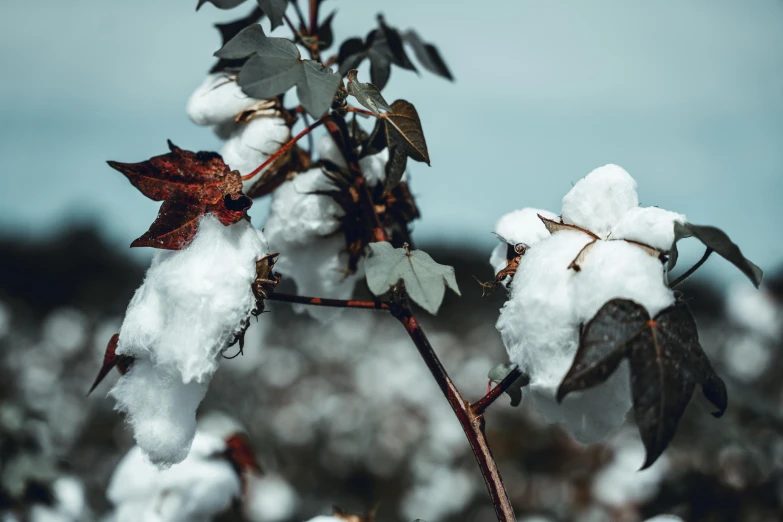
(117, 216, 266, 383)
(264, 170, 361, 321)
(572, 240, 674, 323)
(219, 116, 291, 185)
(107, 433, 241, 522)
(644, 517, 684, 522)
(609, 206, 686, 252)
(263, 169, 344, 243)
(498, 231, 629, 443)
(561, 164, 639, 238)
(109, 357, 209, 466)
(187, 74, 259, 127)
(489, 208, 558, 275)
(112, 216, 267, 465)
(592, 429, 669, 508)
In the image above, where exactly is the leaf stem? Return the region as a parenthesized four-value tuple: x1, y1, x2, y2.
(241, 116, 329, 181)
(670, 247, 713, 288)
(266, 292, 389, 310)
(345, 106, 378, 117)
(283, 14, 299, 39)
(471, 367, 529, 416)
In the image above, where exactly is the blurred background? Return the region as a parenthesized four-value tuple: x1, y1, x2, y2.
(1, 0, 782, 521)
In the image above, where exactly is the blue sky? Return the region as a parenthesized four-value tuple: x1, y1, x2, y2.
(1, 0, 781, 283)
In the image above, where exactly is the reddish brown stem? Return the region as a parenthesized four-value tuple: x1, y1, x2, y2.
(345, 106, 377, 117)
(390, 302, 516, 521)
(471, 367, 528, 416)
(266, 292, 389, 310)
(241, 116, 328, 181)
(309, 0, 318, 35)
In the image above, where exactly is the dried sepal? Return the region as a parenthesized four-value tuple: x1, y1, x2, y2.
(312, 160, 419, 274)
(252, 252, 281, 315)
(87, 334, 134, 396)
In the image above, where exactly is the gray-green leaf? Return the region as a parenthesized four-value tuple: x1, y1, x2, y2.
(218, 25, 341, 117)
(668, 221, 763, 288)
(346, 70, 393, 115)
(366, 242, 460, 314)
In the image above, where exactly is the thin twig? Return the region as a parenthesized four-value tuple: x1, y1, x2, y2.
(389, 300, 517, 522)
(283, 14, 299, 39)
(292, 0, 307, 31)
(266, 292, 389, 310)
(471, 368, 529, 416)
(241, 116, 329, 181)
(670, 247, 713, 288)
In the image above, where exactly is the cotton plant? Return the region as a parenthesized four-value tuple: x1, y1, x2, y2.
(89, 0, 768, 520)
(490, 164, 762, 464)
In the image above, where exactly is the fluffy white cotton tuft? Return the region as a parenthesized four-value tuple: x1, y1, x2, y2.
(107, 433, 241, 522)
(489, 208, 557, 275)
(572, 240, 674, 323)
(187, 74, 259, 127)
(561, 164, 638, 238)
(497, 230, 630, 443)
(220, 117, 290, 182)
(111, 216, 268, 466)
(609, 206, 686, 252)
(263, 169, 363, 321)
(109, 358, 209, 466)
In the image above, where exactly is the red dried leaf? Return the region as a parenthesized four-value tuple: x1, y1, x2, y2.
(131, 195, 206, 250)
(87, 334, 134, 396)
(108, 141, 252, 250)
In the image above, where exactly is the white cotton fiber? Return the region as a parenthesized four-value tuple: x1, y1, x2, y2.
(489, 208, 557, 275)
(497, 231, 628, 443)
(107, 433, 241, 522)
(263, 169, 344, 243)
(117, 216, 266, 382)
(112, 216, 268, 466)
(187, 74, 259, 127)
(220, 116, 290, 183)
(609, 206, 686, 252)
(562, 164, 639, 238)
(316, 134, 400, 187)
(264, 169, 362, 321)
(572, 239, 674, 323)
(109, 357, 209, 466)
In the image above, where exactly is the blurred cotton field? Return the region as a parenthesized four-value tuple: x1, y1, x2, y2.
(0, 230, 782, 522)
